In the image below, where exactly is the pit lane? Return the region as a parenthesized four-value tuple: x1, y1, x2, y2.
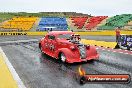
(0, 36, 132, 88)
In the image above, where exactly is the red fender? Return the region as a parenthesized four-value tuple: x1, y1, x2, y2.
(87, 46, 98, 56)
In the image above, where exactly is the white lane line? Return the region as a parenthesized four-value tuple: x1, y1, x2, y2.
(0, 47, 26, 88)
(102, 49, 105, 50)
(119, 52, 123, 53)
(97, 46, 132, 55)
(96, 48, 99, 49)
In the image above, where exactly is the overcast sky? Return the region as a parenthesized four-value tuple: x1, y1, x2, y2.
(0, 0, 131, 16)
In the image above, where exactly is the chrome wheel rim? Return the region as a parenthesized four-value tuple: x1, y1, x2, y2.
(61, 54, 66, 62)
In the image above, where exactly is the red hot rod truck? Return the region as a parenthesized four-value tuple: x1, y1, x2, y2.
(39, 31, 99, 63)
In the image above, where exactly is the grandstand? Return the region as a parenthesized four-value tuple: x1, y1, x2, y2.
(37, 17, 68, 31)
(67, 16, 108, 31)
(0, 12, 132, 32)
(84, 16, 108, 30)
(70, 16, 88, 29)
(0, 17, 38, 31)
(98, 14, 132, 30)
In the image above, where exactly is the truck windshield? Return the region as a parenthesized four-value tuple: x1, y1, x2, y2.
(58, 34, 72, 39)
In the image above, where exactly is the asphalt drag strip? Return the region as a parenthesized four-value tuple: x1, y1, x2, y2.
(1, 43, 132, 88)
(81, 36, 116, 42)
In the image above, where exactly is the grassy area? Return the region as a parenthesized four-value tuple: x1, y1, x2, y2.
(0, 13, 15, 22)
(0, 12, 91, 21)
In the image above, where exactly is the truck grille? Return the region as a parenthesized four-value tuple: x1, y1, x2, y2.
(78, 45, 87, 59)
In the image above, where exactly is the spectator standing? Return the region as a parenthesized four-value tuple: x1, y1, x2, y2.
(115, 27, 121, 42)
